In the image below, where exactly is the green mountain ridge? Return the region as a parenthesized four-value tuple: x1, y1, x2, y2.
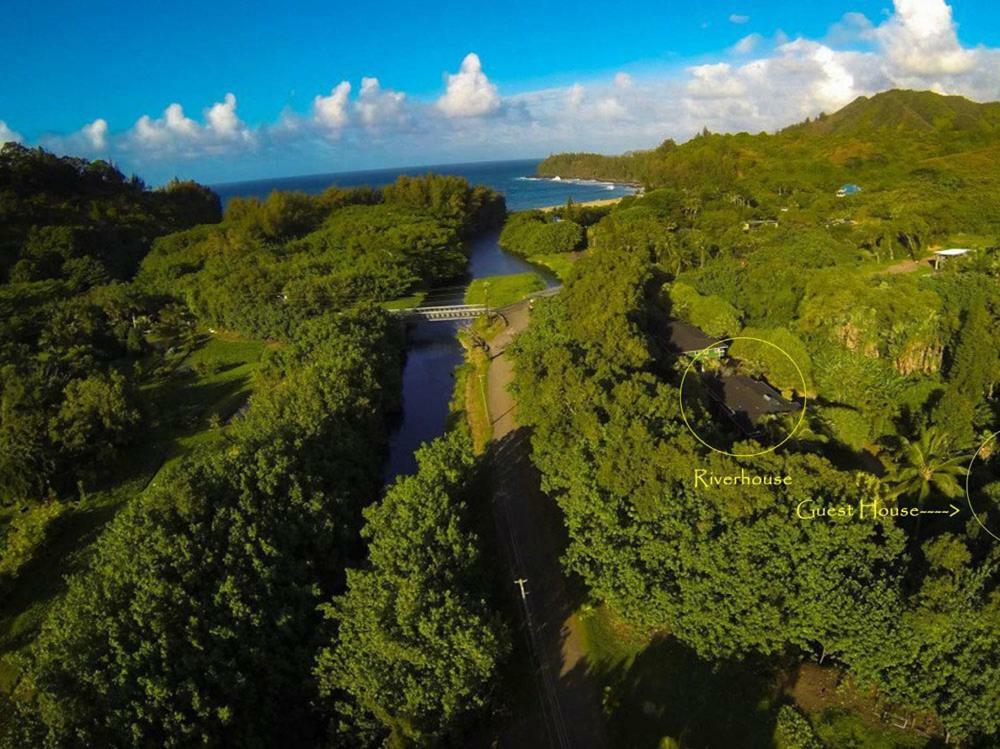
(538, 89, 1000, 192)
(786, 89, 1000, 138)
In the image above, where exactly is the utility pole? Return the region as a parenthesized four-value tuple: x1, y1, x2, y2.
(514, 577, 528, 601)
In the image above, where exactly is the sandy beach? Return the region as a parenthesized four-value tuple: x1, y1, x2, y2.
(538, 196, 626, 212)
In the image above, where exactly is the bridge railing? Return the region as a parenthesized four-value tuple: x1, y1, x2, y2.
(390, 304, 487, 319)
(390, 285, 564, 320)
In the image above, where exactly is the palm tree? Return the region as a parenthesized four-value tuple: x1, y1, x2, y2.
(886, 427, 967, 504)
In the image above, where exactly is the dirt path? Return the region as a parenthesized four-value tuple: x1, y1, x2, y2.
(485, 301, 609, 749)
(879, 257, 932, 275)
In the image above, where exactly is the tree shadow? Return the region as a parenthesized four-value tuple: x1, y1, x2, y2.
(0, 500, 120, 653)
(593, 636, 784, 748)
(480, 428, 607, 748)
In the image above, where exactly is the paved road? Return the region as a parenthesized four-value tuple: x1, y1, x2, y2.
(485, 301, 609, 749)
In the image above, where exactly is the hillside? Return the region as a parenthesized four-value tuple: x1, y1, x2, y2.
(537, 90, 1000, 244)
(784, 89, 1000, 139)
(539, 89, 1000, 188)
(516, 87, 1000, 747)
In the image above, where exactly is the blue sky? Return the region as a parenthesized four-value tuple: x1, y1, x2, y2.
(1, 0, 998, 183)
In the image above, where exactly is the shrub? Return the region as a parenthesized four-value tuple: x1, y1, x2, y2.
(773, 705, 822, 749)
(729, 327, 813, 396)
(667, 281, 742, 337)
(821, 406, 872, 450)
(499, 212, 584, 255)
(0, 501, 68, 588)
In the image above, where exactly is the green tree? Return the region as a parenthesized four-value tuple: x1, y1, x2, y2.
(315, 432, 509, 747)
(667, 281, 741, 337)
(49, 370, 140, 464)
(727, 327, 813, 396)
(499, 211, 585, 255)
(934, 296, 1000, 446)
(856, 536, 1000, 742)
(886, 427, 967, 504)
(0, 374, 54, 503)
(773, 705, 822, 749)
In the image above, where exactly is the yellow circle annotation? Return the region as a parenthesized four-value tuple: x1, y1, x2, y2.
(965, 430, 1000, 543)
(678, 335, 809, 458)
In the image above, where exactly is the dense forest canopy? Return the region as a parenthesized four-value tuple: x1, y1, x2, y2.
(3, 88, 1000, 747)
(539, 90, 1000, 245)
(0, 149, 509, 747)
(0, 145, 223, 505)
(516, 90, 1000, 744)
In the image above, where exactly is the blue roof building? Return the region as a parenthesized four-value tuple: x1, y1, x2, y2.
(837, 183, 862, 197)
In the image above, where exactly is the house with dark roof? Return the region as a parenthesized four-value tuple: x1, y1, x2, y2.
(665, 320, 728, 358)
(666, 319, 801, 435)
(705, 374, 801, 435)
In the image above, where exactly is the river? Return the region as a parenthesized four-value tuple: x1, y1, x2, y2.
(210, 158, 637, 481)
(382, 230, 558, 479)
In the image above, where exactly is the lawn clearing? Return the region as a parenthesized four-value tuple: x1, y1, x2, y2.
(576, 604, 936, 748)
(0, 332, 267, 692)
(530, 252, 581, 282)
(464, 273, 545, 309)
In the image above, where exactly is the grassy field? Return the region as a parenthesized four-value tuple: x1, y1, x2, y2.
(147, 334, 268, 477)
(810, 709, 928, 749)
(577, 604, 934, 749)
(578, 604, 784, 748)
(465, 272, 545, 309)
(450, 349, 492, 455)
(943, 232, 996, 249)
(530, 252, 581, 282)
(0, 332, 267, 693)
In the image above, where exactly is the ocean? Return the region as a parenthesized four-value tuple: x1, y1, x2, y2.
(211, 158, 636, 211)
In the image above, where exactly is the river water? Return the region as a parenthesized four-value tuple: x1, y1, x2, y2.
(212, 158, 637, 480)
(382, 230, 559, 479)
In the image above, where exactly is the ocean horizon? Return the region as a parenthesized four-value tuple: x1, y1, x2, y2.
(211, 157, 638, 212)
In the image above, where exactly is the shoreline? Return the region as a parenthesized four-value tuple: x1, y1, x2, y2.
(531, 172, 644, 189)
(539, 196, 626, 211)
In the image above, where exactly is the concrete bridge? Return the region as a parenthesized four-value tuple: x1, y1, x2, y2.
(391, 304, 488, 321)
(391, 285, 564, 322)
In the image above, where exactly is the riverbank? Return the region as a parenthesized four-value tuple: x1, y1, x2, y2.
(383, 228, 559, 482)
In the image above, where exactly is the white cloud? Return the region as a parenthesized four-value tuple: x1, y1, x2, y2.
(567, 83, 585, 109)
(437, 53, 500, 117)
(12, 0, 1000, 183)
(125, 93, 254, 157)
(206, 93, 249, 140)
(0, 121, 22, 145)
(729, 14, 750, 24)
(684, 39, 868, 130)
(356, 77, 406, 126)
(826, 12, 876, 46)
(132, 103, 198, 147)
(613, 72, 634, 89)
(82, 118, 108, 149)
(676, 0, 1000, 134)
(687, 63, 746, 99)
(313, 81, 352, 129)
(595, 97, 629, 120)
(732, 33, 763, 55)
(878, 0, 974, 75)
